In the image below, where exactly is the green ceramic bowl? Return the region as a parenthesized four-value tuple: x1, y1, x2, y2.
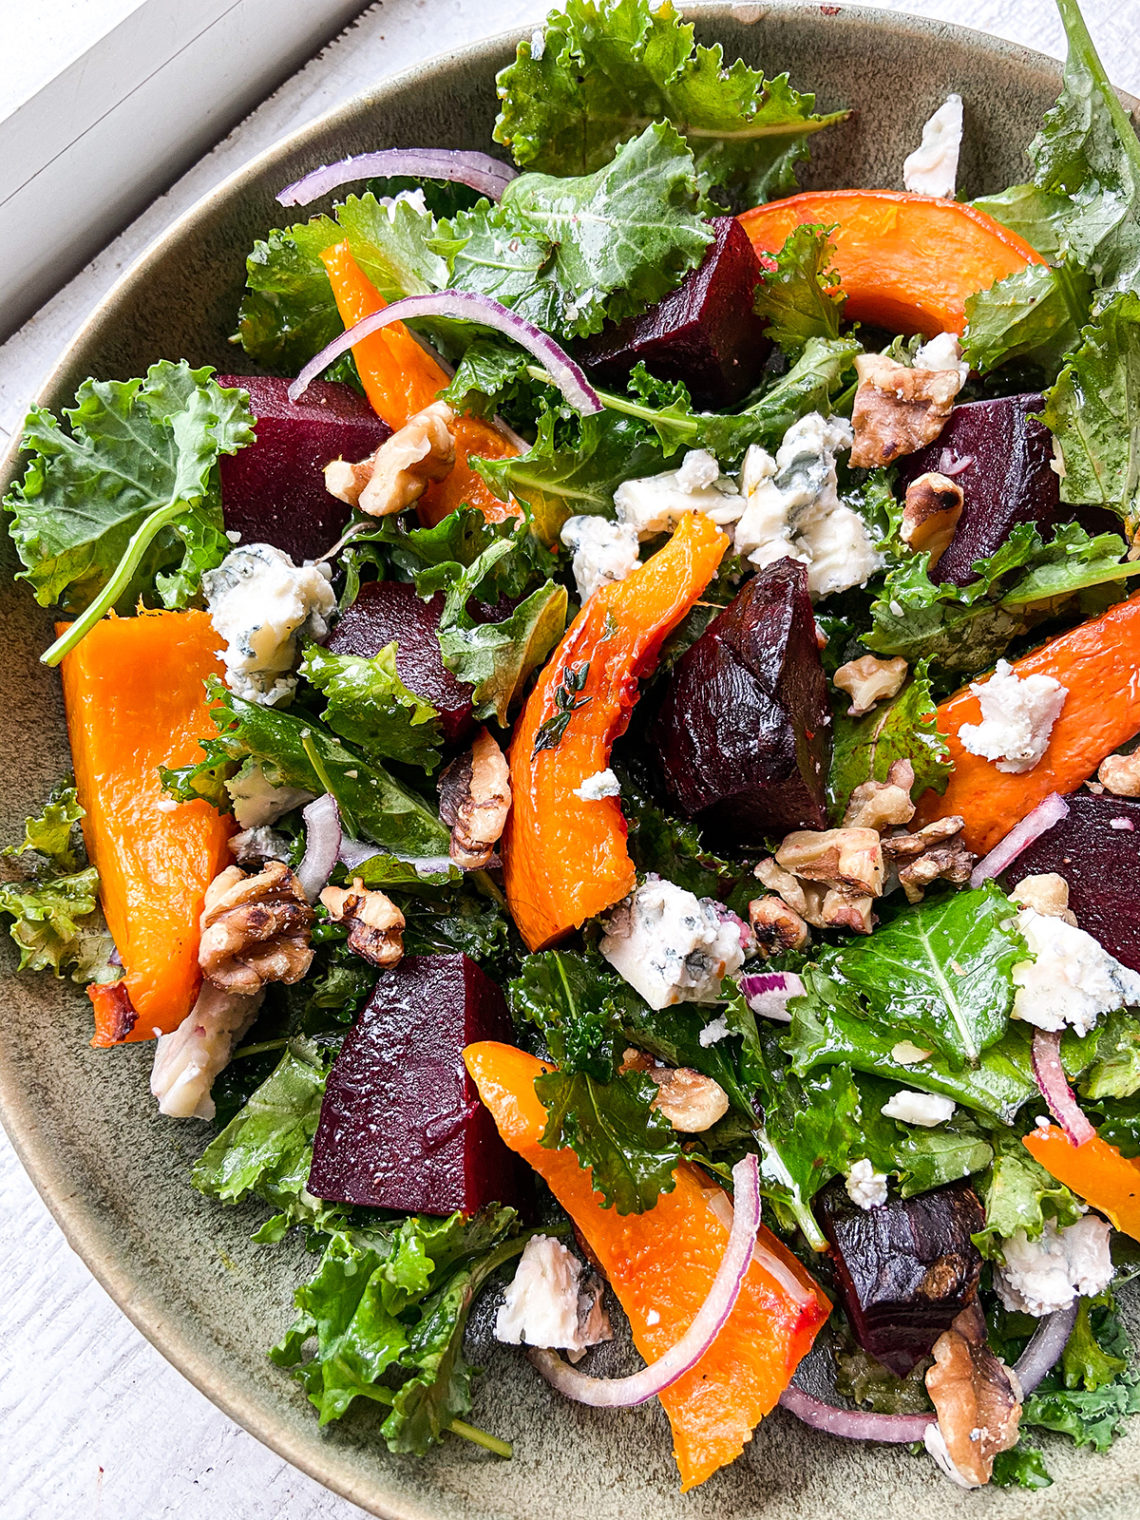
(2, 6, 1138, 1517)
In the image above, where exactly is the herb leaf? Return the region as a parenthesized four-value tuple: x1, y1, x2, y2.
(536, 1065, 682, 1214)
(753, 224, 844, 358)
(1042, 292, 1140, 533)
(827, 662, 951, 820)
(441, 122, 713, 342)
(300, 642, 443, 772)
(4, 363, 253, 660)
(493, 0, 846, 206)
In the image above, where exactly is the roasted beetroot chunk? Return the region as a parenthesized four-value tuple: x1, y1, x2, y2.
(650, 558, 831, 847)
(576, 218, 770, 409)
(327, 580, 475, 743)
(895, 394, 1059, 587)
(1003, 791, 1140, 973)
(216, 375, 389, 562)
(308, 954, 524, 1216)
(815, 1178, 985, 1377)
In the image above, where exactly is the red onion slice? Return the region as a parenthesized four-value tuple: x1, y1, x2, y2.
(739, 971, 806, 1023)
(528, 1154, 760, 1408)
(1013, 1298, 1079, 1394)
(289, 290, 603, 415)
(1031, 1029, 1096, 1146)
(778, 1384, 933, 1443)
(278, 148, 517, 207)
(779, 1302, 1076, 1441)
(969, 793, 1070, 887)
(297, 794, 342, 902)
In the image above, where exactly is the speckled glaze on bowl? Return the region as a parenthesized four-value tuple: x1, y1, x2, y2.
(2, 6, 1139, 1517)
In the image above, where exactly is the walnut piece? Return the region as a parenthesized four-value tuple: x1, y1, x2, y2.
(776, 826, 885, 897)
(834, 654, 909, 717)
(320, 877, 405, 967)
(925, 1301, 1022, 1488)
(1098, 750, 1140, 797)
(748, 895, 811, 955)
(819, 889, 876, 934)
(1009, 871, 1077, 925)
(882, 817, 976, 903)
(850, 353, 962, 469)
(901, 471, 965, 571)
(199, 861, 314, 994)
(324, 401, 456, 517)
(438, 728, 512, 870)
(843, 758, 917, 831)
(621, 1049, 730, 1133)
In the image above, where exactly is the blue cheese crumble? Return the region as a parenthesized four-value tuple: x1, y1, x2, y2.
(203, 543, 336, 706)
(733, 413, 882, 597)
(599, 877, 745, 1010)
(994, 1215, 1114, 1317)
(1012, 907, 1140, 1037)
(494, 1235, 612, 1360)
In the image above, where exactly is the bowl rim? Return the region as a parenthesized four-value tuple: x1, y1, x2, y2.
(2, 6, 1136, 1517)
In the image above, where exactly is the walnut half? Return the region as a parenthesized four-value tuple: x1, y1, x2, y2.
(925, 1301, 1022, 1488)
(439, 728, 512, 870)
(901, 471, 965, 571)
(620, 1049, 729, 1133)
(882, 816, 975, 903)
(325, 401, 456, 518)
(1098, 750, 1140, 797)
(199, 861, 314, 994)
(320, 878, 405, 967)
(850, 353, 962, 469)
(834, 654, 909, 717)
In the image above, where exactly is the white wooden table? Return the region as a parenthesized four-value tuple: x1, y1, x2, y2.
(1, 2, 1136, 1515)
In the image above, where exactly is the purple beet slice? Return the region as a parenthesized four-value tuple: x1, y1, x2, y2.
(576, 218, 770, 410)
(650, 557, 831, 847)
(217, 375, 389, 563)
(815, 1178, 985, 1377)
(1003, 790, 1140, 973)
(326, 579, 475, 743)
(308, 954, 524, 1216)
(895, 393, 1060, 587)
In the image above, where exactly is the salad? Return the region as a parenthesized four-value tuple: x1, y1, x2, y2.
(4, 0, 1140, 1496)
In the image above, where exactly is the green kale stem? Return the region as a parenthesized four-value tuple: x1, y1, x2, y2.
(448, 1419, 513, 1458)
(40, 497, 188, 667)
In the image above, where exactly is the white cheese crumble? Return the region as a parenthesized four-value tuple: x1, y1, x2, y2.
(994, 1215, 1114, 1318)
(559, 515, 640, 603)
(698, 1015, 730, 1047)
(529, 27, 546, 60)
(914, 331, 971, 388)
(1011, 907, 1140, 1036)
(845, 1158, 888, 1210)
(958, 658, 1068, 774)
(573, 768, 621, 801)
(203, 543, 335, 706)
(903, 93, 964, 199)
(226, 759, 314, 830)
(613, 449, 744, 538)
(494, 1235, 612, 1360)
(599, 877, 745, 1011)
(733, 414, 882, 598)
(880, 1090, 956, 1127)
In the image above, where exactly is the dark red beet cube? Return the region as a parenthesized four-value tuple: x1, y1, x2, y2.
(307, 954, 524, 1216)
(651, 558, 831, 847)
(895, 394, 1060, 588)
(815, 1179, 985, 1376)
(576, 218, 770, 410)
(1003, 791, 1140, 973)
(217, 375, 389, 563)
(326, 579, 474, 743)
